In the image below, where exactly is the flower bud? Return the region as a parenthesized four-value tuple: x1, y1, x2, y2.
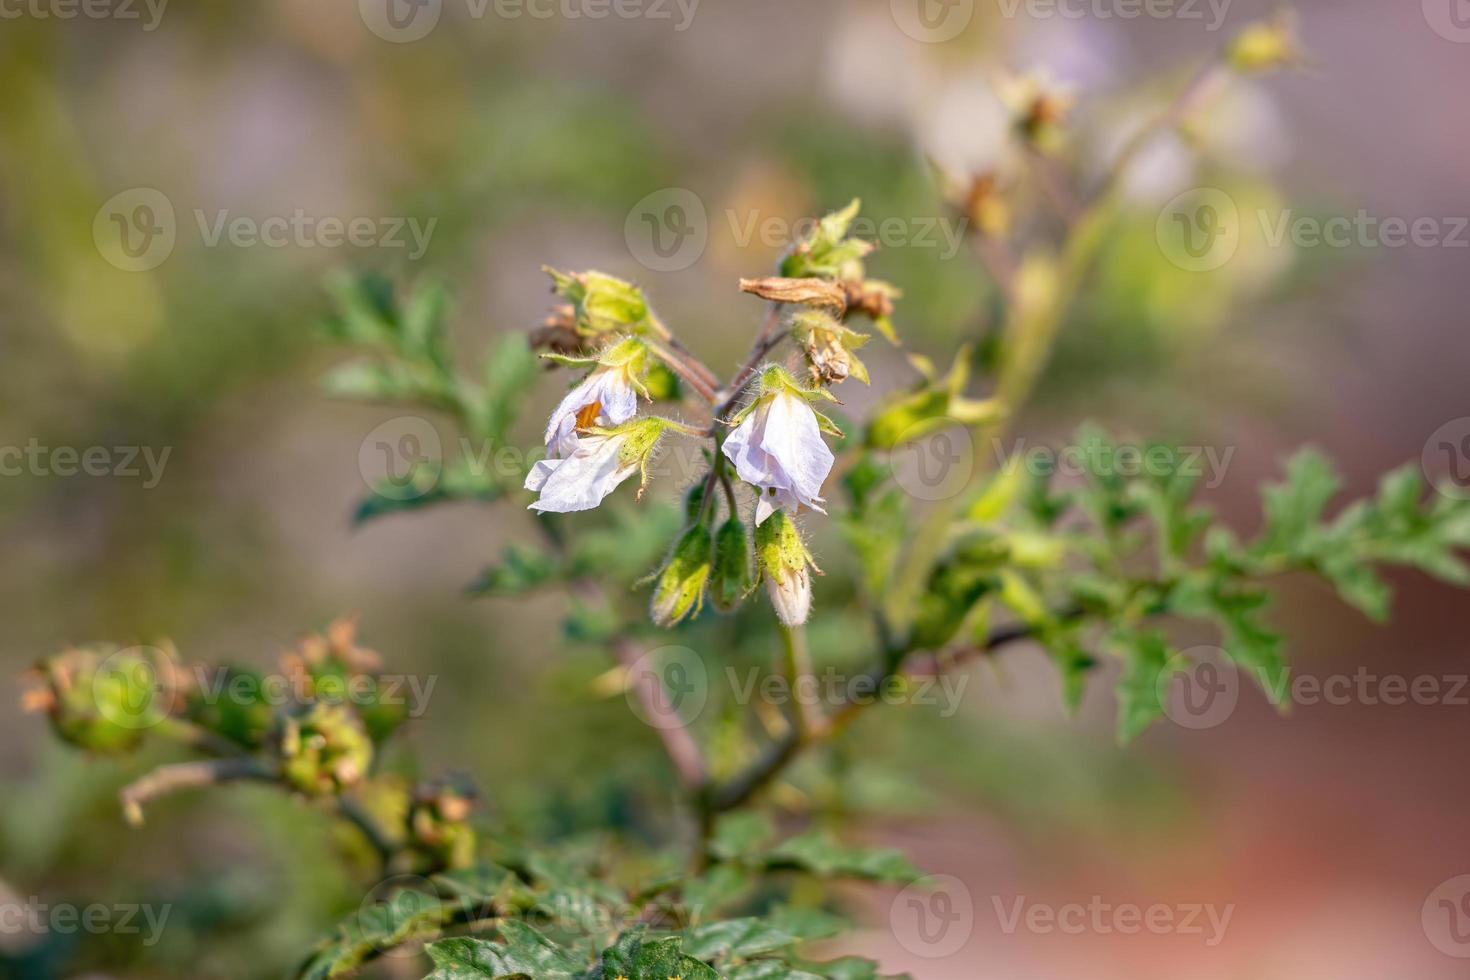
(276, 703, 374, 797)
(409, 775, 479, 870)
(1227, 13, 1301, 74)
(755, 509, 818, 627)
(543, 267, 651, 334)
(649, 524, 713, 627)
(25, 646, 178, 754)
(709, 517, 754, 613)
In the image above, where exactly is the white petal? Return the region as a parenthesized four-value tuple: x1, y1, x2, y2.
(527, 434, 637, 513)
(722, 409, 786, 491)
(758, 392, 834, 506)
(524, 457, 560, 492)
(754, 486, 802, 526)
(542, 369, 640, 458)
(766, 565, 812, 626)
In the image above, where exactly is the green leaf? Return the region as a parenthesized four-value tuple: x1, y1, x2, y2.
(1112, 629, 1174, 743)
(426, 922, 587, 980)
(766, 831, 923, 883)
(710, 811, 777, 861)
(682, 918, 796, 961)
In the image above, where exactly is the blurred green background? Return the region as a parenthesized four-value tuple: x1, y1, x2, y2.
(3, 1, 1469, 977)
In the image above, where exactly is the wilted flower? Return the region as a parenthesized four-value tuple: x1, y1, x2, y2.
(755, 509, 819, 627)
(1000, 70, 1075, 151)
(649, 523, 713, 627)
(541, 337, 649, 457)
(792, 310, 872, 386)
(526, 416, 685, 514)
(739, 276, 848, 311)
(722, 366, 840, 525)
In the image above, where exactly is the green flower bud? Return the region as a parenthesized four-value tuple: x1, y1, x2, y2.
(409, 775, 480, 870)
(754, 510, 817, 627)
(1227, 13, 1301, 74)
(25, 646, 177, 754)
(276, 703, 373, 797)
(650, 524, 713, 627)
(709, 518, 754, 613)
(543, 268, 651, 335)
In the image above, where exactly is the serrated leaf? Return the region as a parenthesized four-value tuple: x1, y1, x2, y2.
(682, 918, 796, 961)
(766, 831, 923, 883)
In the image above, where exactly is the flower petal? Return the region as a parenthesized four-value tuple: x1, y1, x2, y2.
(527, 434, 637, 513)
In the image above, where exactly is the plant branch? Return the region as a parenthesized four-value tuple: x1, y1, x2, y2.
(615, 635, 707, 790)
(120, 756, 280, 827)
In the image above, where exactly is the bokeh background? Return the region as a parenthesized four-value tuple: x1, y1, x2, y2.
(3, 0, 1470, 977)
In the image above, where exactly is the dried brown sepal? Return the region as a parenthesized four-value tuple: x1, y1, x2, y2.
(739, 276, 848, 312)
(528, 303, 584, 360)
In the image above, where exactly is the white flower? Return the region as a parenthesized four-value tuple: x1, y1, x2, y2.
(525, 431, 637, 513)
(544, 365, 640, 458)
(722, 373, 836, 525)
(525, 416, 681, 515)
(541, 338, 648, 458)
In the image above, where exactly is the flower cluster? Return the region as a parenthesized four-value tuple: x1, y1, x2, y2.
(523, 202, 894, 627)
